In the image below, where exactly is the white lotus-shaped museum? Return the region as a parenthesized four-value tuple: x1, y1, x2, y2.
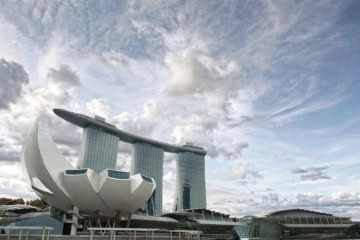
(21, 114, 156, 217)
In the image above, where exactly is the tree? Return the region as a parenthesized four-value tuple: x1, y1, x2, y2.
(0, 197, 25, 205)
(0, 197, 48, 209)
(26, 199, 49, 209)
(345, 224, 360, 238)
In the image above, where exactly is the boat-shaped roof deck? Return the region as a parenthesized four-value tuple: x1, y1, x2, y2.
(53, 108, 206, 155)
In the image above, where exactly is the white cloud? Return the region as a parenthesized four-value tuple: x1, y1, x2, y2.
(0, 0, 357, 219)
(0, 162, 35, 199)
(48, 65, 81, 86)
(270, 98, 344, 126)
(291, 166, 331, 181)
(112, 99, 164, 137)
(0, 17, 25, 63)
(0, 60, 80, 167)
(102, 51, 130, 68)
(0, 59, 29, 109)
(330, 192, 360, 202)
(165, 48, 240, 96)
(212, 161, 263, 182)
(86, 98, 112, 119)
(163, 171, 176, 184)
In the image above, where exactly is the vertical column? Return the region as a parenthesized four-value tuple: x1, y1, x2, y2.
(78, 126, 119, 173)
(174, 151, 206, 211)
(70, 206, 79, 235)
(131, 142, 164, 216)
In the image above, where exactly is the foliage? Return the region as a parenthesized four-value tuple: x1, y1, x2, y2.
(345, 224, 360, 238)
(201, 225, 232, 234)
(0, 197, 25, 205)
(0, 197, 48, 209)
(289, 228, 302, 236)
(179, 223, 195, 230)
(26, 199, 49, 209)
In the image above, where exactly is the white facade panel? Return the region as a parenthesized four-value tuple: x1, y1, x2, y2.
(130, 174, 156, 213)
(97, 171, 131, 213)
(63, 169, 109, 212)
(21, 115, 79, 211)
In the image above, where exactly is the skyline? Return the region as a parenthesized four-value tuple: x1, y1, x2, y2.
(1, 0, 360, 219)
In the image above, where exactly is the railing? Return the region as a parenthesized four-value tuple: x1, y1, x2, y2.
(88, 227, 202, 240)
(0, 226, 230, 240)
(0, 226, 53, 240)
(201, 233, 233, 239)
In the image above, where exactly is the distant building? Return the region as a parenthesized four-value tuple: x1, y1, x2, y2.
(163, 208, 242, 234)
(78, 125, 119, 173)
(0, 205, 63, 235)
(174, 151, 206, 211)
(164, 208, 236, 224)
(7, 213, 64, 235)
(233, 208, 355, 240)
(131, 142, 164, 216)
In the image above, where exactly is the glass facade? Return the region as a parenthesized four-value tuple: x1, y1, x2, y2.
(174, 152, 206, 211)
(65, 169, 88, 175)
(9, 214, 64, 235)
(108, 170, 130, 179)
(131, 142, 164, 216)
(78, 126, 119, 173)
(141, 175, 153, 183)
(267, 210, 352, 225)
(233, 217, 282, 240)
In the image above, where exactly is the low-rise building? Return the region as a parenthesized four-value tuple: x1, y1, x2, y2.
(233, 208, 355, 239)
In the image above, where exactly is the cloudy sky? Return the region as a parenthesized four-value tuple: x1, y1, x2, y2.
(1, 0, 360, 219)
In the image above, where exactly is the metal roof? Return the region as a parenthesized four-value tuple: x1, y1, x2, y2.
(254, 208, 333, 218)
(53, 109, 206, 155)
(193, 219, 243, 226)
(131, 214, 179, 223)
(282, 223, 355, 228)
(176, 208, 229, 216)
(20, 212, 48, 218)
(0, 205, 39, 212)
(0, 212, 49, 225)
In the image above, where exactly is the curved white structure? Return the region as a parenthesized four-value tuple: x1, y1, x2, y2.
(21, 114, 156, 217)
(21, 114, 77, 210)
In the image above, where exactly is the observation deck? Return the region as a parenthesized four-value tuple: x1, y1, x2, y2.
(53, 109, 206, 155)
